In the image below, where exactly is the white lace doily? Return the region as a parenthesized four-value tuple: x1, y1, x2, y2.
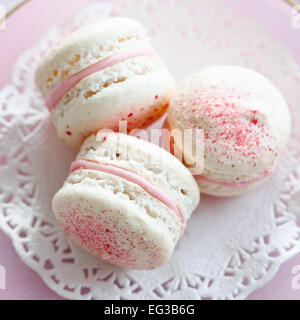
(1, 0, 300, 300)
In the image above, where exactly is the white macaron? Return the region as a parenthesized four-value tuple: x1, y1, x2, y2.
(167, 65, 291, 196)
(35, 17, 175, 147)
(52, 133, 199, 269)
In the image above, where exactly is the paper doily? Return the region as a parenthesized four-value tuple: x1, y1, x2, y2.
(1, 0, 300, 300)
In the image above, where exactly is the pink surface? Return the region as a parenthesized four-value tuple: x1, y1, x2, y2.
(0, 0, 299, 299)
(45, 47, 157, 110)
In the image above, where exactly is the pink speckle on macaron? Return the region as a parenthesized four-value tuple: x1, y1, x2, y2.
(167, 65, 291, 196)
(57, 204, 162, 269)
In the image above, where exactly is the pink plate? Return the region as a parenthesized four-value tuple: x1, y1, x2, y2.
(0, 0, 299, 300)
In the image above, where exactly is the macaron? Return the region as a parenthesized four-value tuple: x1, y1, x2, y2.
(52, 133, 199, 269)
(166, 65, 291, 196)
(35, 17, 175, 147)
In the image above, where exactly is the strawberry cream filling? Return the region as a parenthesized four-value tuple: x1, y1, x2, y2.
(194, 165, 275, 188)
(46, 47, 157, 110)
(70, 159, 184, 232)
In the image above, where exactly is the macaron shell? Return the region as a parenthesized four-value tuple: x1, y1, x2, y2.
(52, 170, 180, 269)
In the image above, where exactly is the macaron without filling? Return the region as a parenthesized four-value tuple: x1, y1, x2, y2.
(35, 17, 175, 147)
(167, 66, 291, 196)
(52, 133, 199, 269)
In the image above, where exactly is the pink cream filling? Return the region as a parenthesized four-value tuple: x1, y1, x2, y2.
(46, 47, 157, 110)
(70, 159, 184, 232)
(194, 164, 276, 188)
